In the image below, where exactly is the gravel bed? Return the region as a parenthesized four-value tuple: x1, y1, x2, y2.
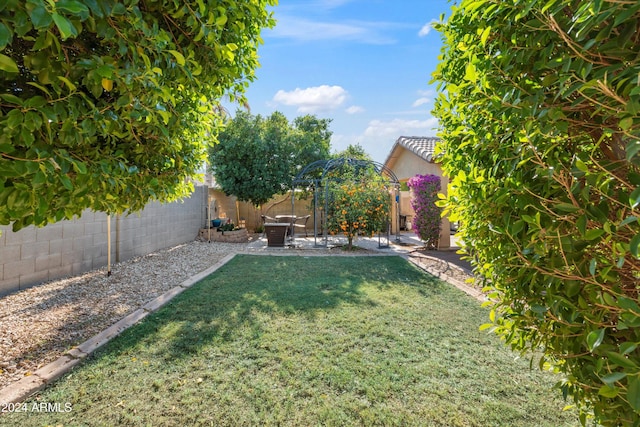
(0, 240, 253, 390)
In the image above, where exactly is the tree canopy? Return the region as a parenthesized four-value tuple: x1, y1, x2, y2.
(433, 1, 640, 425)
(209, 110, 332, 206)
(0, 0, 276, 231)
(333, 143, 372, 161)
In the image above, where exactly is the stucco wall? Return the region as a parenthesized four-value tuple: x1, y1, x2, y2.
(0, 186, 207, 296)
(386, 148, 451, 248)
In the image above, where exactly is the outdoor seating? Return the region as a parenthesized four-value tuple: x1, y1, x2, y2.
(275, 214, 296, 236)
(293, 215, 310, 237)
(261, 214, 276, 224)
(264, 223, 288, 247)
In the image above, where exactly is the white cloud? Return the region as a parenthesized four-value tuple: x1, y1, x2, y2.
(412, 97, 431, 107)
(364, 117, 440, 162)
(272, 85, 348, 113)
(345, 105, 364, 114)
(418, 20, 438, 37)
(412, 89, 435, 107)
(269, 15, 397, 44)
(363, 118, 439, 141)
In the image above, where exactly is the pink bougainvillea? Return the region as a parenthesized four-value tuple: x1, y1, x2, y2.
(407, 174, 441, 249)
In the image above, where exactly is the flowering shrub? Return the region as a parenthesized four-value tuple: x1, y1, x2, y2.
(407, 174, 441, 249)
(327, 177, 390, 250)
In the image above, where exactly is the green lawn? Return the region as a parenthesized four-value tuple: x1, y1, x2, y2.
(1, 255, 578, 426)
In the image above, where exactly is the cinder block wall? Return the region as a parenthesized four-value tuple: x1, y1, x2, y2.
(0, 186, 207, 296)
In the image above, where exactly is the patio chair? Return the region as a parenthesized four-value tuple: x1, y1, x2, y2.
(293, 215, 311, 237)
(261, 214, 276, 224)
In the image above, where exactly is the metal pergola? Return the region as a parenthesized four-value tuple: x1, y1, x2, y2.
(291, 157, 401, 247)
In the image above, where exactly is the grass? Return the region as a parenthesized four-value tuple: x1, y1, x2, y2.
(1, 255, 578, 426)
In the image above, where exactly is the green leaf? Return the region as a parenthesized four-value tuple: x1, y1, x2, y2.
(585, 228, 605, 240)
(72, 160, 87, 175)
(630, 187, 640, 209)
(575, 158, 588, 172)
(60, 174, 73, 191)
(111, 3, 127, 15)
(480, 26, 491, 46)
(620, 216, 638, 227)
(606, 352, 639, 370)
(57, 76, 77, 92)
(587, 328, 605, 352)
(0, 53, 18, 73)
(464, 63, 477, 82)
(631, 233, 640, 258)
(577, 215, 587, 235)
(620, 342, 637, 355)
(28, 5, 53, 29)
(628, 376, 640, 412)
(51, 12, 77, 40)
(96, 65, 113, 78)
(555, 203, 580, 213)
(598, 384, 619, 398)
(55, 0, 89, 15)
(626, 140, 640, 162)
(168, 50, 186, 66)
(601, 372, 627, 385)
(620, 117, 633, 131)
(0, 93, 24, 106)
(0, 22, 11, 49)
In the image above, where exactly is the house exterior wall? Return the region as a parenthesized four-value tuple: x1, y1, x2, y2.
(386, 148, 451, 248)
(0, 186, 207, 296)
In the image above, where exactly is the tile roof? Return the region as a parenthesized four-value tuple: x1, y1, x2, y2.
(386, 136, 441, 164)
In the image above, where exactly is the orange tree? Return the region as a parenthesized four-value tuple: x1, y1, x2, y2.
(327, 170, 390, 250)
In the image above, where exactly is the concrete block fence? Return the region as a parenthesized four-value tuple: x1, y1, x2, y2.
(0, 186, 208, 296)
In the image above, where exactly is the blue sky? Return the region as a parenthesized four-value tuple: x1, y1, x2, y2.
(226, 0, 453, 163)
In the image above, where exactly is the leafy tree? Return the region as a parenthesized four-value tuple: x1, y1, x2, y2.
(291, 115, 332, 172)
(209, 110, 331, 206)
(327, 169, 390, 250)
(0, 0, 276, 231)
(333, 143, 372, 161)
(433, 1, 640, 425)
(407, 174, 441, 249)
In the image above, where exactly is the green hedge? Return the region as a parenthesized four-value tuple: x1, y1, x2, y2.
(433, 1, 640, 425)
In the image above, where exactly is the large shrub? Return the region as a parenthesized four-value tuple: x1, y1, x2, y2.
(433, 1, 640, 425)
(0, 0, 275, 231)
(407, 174, 441, 249)
(327, 170, 390, 250)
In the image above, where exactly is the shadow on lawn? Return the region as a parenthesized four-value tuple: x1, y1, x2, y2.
(95, 254, 442, 362)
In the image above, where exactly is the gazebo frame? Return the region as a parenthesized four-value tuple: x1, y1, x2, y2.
(291, 157, 401, 247)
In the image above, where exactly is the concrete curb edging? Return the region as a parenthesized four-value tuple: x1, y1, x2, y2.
(0, 253, 237, 405)
(404, 254, 485, 302)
